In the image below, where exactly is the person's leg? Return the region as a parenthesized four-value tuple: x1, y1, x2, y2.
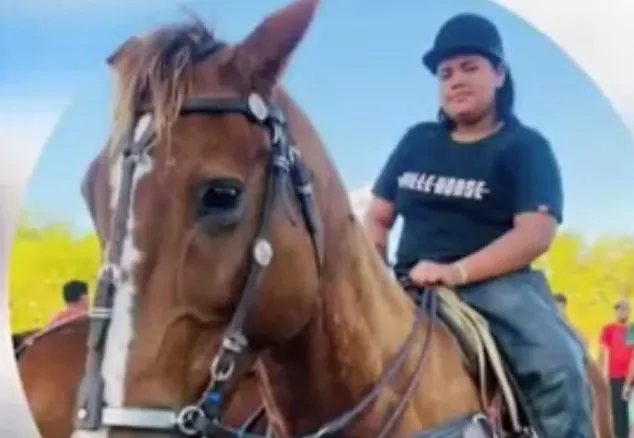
(459, 270, 593, 438)
(627, 383, 634, 438)
(622, 383, 631, 438)
(610, 379, 621, 438)
(610, 378, 629, 438)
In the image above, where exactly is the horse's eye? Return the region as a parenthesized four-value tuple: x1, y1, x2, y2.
(195, 178, 244, 221)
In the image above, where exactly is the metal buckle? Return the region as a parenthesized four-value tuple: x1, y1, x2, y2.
(175, 405, 205, 436)
(211, 355, 236, 382)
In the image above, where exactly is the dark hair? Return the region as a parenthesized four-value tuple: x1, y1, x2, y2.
(438, 58, 516, 129)
(63, 280, 88, 304)
(553, 293, 567, 306)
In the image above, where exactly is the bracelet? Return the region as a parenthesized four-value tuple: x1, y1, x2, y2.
(453, 261, 468, 285)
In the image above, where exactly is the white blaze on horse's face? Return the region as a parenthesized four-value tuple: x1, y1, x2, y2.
(72, 114, 154, 438)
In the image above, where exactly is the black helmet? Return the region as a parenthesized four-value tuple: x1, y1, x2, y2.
(423, 13, 505, 74)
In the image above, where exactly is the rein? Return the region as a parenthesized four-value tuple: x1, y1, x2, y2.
(197, 289, 438, 438)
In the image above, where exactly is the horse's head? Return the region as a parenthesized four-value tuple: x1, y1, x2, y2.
(75, 1, 329, 437)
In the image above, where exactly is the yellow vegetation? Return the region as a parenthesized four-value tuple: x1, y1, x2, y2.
(8, 214, 634, 358)
(8, 214, 100, 332)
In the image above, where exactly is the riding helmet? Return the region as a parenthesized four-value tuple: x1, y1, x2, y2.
(423, 13, 505, 74)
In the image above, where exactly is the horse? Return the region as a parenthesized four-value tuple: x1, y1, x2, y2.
(15, 153, 270, 437)
(12, 328, 39, 355)
(74, 0, 613, 437)
(15, 315, 269, 438)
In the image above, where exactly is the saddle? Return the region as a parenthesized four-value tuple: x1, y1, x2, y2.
(399, 279, 539, 438)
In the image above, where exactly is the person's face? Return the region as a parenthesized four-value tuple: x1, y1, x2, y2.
(437, 54, 505, 124)
(615, 301, 630, 322)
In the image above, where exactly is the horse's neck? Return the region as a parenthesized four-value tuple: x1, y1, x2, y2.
(262, 91, 481, 436)
(260, 223, 425, 436)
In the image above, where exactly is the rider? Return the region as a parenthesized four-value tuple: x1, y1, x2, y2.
(47, 279, 89, 328)
(363, 12, 592, 438)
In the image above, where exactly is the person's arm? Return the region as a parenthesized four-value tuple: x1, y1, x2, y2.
(597, 326, 610, 380)
(624, 354, 634, 392)
(364, 198, 396, 263)
(47, 310, 60, 323)
(363, 129, 412, 263)
(597, 346, 607, 378)
(454, 132, 563, 283)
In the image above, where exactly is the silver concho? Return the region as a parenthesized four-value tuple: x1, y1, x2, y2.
(253, 238, 274, 267)
(248, 93, 269, 122)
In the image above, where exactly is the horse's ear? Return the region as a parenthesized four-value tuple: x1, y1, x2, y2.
(107, 37, 139, 68)
(81, 148, 109, 250)
(233, 0, 320, 93)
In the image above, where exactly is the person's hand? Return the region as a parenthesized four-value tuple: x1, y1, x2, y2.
(623, 382, 632, 401)
(408, 260, 465, 288)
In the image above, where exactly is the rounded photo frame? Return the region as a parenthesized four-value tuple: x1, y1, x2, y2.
(2, 1, 633, 438)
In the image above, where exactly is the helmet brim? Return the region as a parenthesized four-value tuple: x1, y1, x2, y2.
(422, 46, 502, 74)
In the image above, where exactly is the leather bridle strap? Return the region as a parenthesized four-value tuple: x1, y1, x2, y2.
(73, 92, 322, 437)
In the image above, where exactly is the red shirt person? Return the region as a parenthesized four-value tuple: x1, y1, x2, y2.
(46, 280, 89, 328)
(598, 298, 633, 438)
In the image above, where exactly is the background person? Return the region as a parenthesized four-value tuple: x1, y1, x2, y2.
(598, 297, 633, 438)
(553, 292, 588, 348)
(47, 279, 89, 327)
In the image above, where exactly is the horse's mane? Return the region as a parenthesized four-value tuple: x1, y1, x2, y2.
(108, 15, 226, 156)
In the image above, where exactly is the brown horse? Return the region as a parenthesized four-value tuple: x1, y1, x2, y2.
(16, 316, 268, 438)
(15, 90, 269, 438)
(12, 328, 39, 355)
(73, 0, 613, 437)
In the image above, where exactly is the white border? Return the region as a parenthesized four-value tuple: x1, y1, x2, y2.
(1, 1, 633, 437)
(0, 103, 70, 438)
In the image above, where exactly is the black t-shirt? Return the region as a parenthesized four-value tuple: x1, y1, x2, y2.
(371, 118, 563, 273)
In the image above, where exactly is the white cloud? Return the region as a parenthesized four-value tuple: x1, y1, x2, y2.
(492, 0, 634, 136)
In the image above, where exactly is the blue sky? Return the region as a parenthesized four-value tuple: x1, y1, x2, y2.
(2, 0, 633, 239)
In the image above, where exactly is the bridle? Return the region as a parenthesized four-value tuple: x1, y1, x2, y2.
(73, 40, 322, 436)
(73, 39, 440, 438)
